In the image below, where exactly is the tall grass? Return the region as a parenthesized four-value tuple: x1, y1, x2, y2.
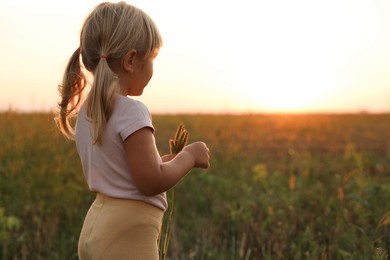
(1, 112, 390, 259)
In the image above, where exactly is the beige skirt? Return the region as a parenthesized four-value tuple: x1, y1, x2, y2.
(78, 193, 164, 260)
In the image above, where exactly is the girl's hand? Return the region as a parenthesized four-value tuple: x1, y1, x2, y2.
(182, 141, 210, 169)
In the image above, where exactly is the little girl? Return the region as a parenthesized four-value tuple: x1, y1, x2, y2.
(55, 2, 210, 259)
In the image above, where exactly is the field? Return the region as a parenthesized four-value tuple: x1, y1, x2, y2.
(1, 112, 390, 259)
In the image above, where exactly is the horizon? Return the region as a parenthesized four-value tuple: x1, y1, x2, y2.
(1, 102, 390, 116)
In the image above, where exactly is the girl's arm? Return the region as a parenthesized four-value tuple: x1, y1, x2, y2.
(123, 127, 210, 196)
(161, 154, 175, 162)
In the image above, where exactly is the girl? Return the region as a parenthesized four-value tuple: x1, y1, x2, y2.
(55, 2, 210, 259)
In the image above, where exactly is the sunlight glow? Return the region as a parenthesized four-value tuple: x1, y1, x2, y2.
(1, 0, 390, 113)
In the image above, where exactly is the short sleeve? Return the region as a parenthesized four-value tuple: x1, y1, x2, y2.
(114, 97, 154, 141)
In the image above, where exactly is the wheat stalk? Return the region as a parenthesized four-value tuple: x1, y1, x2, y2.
(159, 123, 189, 260)
(169, 123, 189, 154)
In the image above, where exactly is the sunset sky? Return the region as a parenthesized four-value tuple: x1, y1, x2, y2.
(1, 0, 390, 114)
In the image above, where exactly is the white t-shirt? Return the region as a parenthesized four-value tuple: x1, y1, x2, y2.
(75, 95, 167, 211)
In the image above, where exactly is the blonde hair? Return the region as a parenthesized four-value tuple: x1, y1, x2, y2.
(56, 2, 162, 144)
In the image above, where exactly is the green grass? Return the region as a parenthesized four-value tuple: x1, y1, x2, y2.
(1, 112, 390, 259)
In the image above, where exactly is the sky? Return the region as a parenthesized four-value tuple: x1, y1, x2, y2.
(1, 0, 390, 114)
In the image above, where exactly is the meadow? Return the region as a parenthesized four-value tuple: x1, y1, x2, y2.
(1, 112, 390, 259)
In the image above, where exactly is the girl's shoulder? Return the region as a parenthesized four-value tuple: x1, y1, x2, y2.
(113, 95, 152, 120)
(114, 95, 149, 112)
(111, 95, 154, 137)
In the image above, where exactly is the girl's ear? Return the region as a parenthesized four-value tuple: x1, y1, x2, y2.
(122, 49, 137, 73)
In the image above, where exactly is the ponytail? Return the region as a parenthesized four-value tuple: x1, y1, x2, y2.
(86, 57, 120, 144)
(55, 48, 87, 140)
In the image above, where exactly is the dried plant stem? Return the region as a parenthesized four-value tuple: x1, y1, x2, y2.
(159, 123, 189, 260)
(162, 188, 174, 260)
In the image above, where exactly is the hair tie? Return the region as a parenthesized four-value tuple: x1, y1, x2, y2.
(100, 55, 108, 59)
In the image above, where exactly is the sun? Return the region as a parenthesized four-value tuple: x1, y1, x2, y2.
(229, 60, 335, 113)
(255, 83, 327, 113)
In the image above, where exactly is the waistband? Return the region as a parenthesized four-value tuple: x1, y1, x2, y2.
(94, 193, 164, 214)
